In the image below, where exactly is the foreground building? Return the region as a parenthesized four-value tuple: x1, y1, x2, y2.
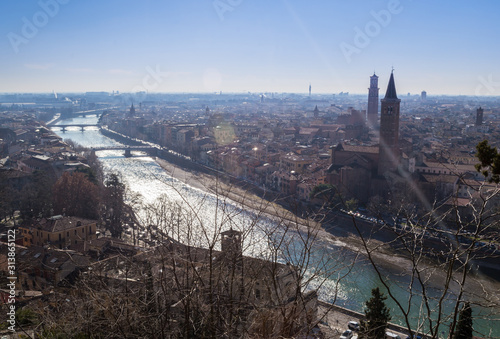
(19, 215, 98, 250)
(0, 243, 89, 290)
(83, 229, 319, 338)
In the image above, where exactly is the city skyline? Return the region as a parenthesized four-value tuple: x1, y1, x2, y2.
(1, 0, 500, 95)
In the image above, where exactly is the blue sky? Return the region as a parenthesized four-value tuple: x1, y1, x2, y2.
(1, 0, 500, 95)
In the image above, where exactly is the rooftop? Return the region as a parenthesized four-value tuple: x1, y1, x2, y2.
(33, 216, 98, 233)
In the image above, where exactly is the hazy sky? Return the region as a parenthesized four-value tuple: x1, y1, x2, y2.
(1, 0, 500, 95)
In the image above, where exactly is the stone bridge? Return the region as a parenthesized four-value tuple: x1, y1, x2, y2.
(50, 124, 101, 131)
(90, 146, 158, 157)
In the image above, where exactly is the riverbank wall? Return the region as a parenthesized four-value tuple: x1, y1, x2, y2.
(156, 149, 285, 202)
(99, 127, 147, 147)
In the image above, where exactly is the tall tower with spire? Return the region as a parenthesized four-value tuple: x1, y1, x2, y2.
(309, 83, 311, 97)
(378, 72, 401, 175)
(367, 73, 379, 128)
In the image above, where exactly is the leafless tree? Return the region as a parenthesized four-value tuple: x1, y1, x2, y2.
(50, 165, 356, 338)
(347, 170, 500, 338)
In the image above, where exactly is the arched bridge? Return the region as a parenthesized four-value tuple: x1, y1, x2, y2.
(64, 108, 116, 117)
(50, 124, 101, 131)
(90, 146, 158, 157)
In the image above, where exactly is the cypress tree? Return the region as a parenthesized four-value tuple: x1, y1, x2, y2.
(454, 302, 473, 339)
(475, 140, 500, 183)
(361, 287, 391, 339)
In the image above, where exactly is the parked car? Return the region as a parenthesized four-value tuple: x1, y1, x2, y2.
(340, 329, 353, 339)
(386, 331, 402, 339)
(348, 321, 360, 331)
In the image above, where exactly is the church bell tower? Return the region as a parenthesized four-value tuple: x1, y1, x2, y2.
(378, 71, 401, 175)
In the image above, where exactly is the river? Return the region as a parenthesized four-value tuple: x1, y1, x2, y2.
(51, 115, 500, 337)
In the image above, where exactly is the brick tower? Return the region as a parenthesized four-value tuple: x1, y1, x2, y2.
(367, 73, 379, 128)
(378, 71, 401, 175)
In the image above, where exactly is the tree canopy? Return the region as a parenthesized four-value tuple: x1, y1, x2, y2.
(52, 171, 100, 219)
(310, 183, 335, 200)
(19, 170, 53, 219)
(475, 140, 500, 183)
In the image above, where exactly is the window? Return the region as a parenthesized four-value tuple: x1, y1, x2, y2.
(255, 289, 261, 299)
